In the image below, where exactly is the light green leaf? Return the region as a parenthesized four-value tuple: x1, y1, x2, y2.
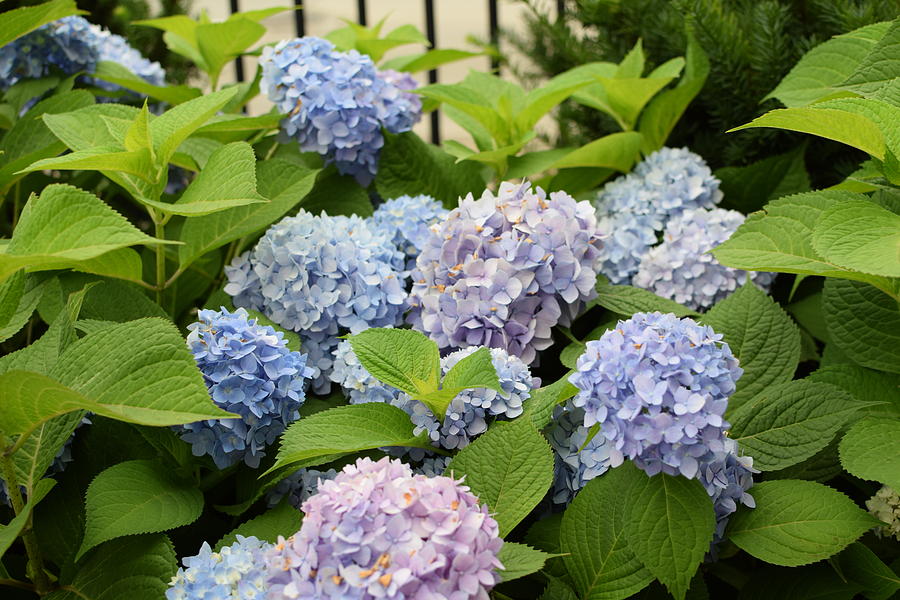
(822, 278, 900, 373)
(0, 478, 55, 560)
(624, 471, 715, 600)
(507, 148, 574, 179)
(524, 377, 579, 430)
(380, 49, 482, 73)
(214, 500, 303, 552)
(559, 463, 653, 600)
(0, 184, 167, 284)
(134, 15, 205, 69)
(834, 542, 900, 600)
(12, 411, 83, 497)
(41, 103, 138, 150)
(812, 198, 900, 278)
(149, 87, 239, 166)
(78, 460, 202, 559)
(446, 419, 553, 537)
(93, 61, 201, 105)
(589, 276, 698, 318)
(716, 145, 810, 213)
(196, 20, 266, 88)
(46, 534, 177, 600)
(729, 107, 885, 159)
(271, 403, 433, 474)
(839, 418, 900, 490)
(194, 112, 282, 135)
(551, 132, 642, 171)
(765, 22, 890, 107)
(838, 20, 900, 96)
(0, 0, 83, 47)
(417, 83, 507, 142)
(497, 542, 562, 582)
(19, 145, 154, 179)
(440, 347, 502, 396)
(727, 479, 880, 566)
(729, 380, 865, 471)
(348, 328, 440, 396)
(701, 284, 801, 413)
(0, 271, 45, 343)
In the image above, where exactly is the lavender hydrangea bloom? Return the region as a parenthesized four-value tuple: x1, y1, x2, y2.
(166, 535, 270, 600)
(570, 312, 742, 479)
(370, 195, 448, 270)
(260, 37, 421, 185)
(266, 467, 338, 510)
(408, 181, 602, 364)
(632, 208, 776, 310)
(264, 457, 503, 599)
(697, 438, 757, 545)
(224, 210, 408, 393)
(178, 307, 314, 469)
(377, 69, 423, 134)
(548, 403, 615, 505)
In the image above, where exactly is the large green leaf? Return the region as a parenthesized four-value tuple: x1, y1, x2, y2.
(348, 328, 440, 397)
(214, 500, 303, 552)
(727, 479, 880, 566)
(380, 49, 482, 73)
(623, 471, 715, 600)
(839, 417, 900, 490)
(195, 19, 265, 87)
(835, 542, 900, 600)
(812, 198, 900, 278)
(701, 284, 801, 413)
(149, 87, 239, 166)
(838, 20, 900, 96)
(729, 380, 866, 471)
(559, 463, 653, 600)
(551, 132, 642, 172)
(0, 0, 83, 47)
(19, 145, 154, 179)
(92, 61, 200, 105)
(0, 184, 167, 284)
(807, 364, 900, 420)
(822, 278, 900, 373)
(78, 460, 202, 559)
(589, 277, 697, 317)
(716, 145, 810, 213)
(446, 419, 553, 537)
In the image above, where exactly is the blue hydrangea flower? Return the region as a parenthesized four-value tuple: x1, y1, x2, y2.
(330, 338, 404, 405)
(377, 69, 423, 134)
(167, 535, 270, 600)
(441, 346, 537, 419)
(369, 194, 448, 270)
(632, 208, 776, 310)
(0, 16, 164, 94)
(698, 438, 756, 546)
(266, 467, 338, 510)
(178, 307, 314, 469)
(408, 181, 602, 364)
(260, 37, 421, 185)
(632, 146, 723, 217)
(414, 455, 452, 478)
(264, 457, 503, 599)
(548, 402, 615, 505)
(224, 210, 408, 393)
(570, 312, 742, 479)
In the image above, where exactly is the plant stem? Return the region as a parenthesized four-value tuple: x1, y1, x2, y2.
(0, 578, 36, 592)
(155, 219, 166, 306)
(11, 181, 21, 229)
(0, 453, 51, 595)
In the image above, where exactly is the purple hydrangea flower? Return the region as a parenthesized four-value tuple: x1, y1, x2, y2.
(266, 467, 339, 510)
(698, 437, 756, 546)
(548, 402, 615, 505)
(370, 194, 448, 270)
(264, 457, 503, 599)
(408, 181, 602, 364)
(413, 455, 453, 478)
(632, 208, 776, 310)
(260, 37, 421, 185)
(166, 535, 270, 600)
(377, 69, 423, 134)
(178, 307, 314, 469)
(570, 312, 742, 479)
(224, 210, 408, 393)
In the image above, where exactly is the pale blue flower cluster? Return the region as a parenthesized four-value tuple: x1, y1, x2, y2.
(570, 312, 741, 479)
(260, 37, 421, 185)
(166, 535, 269, 600)
(370, 194, 448, 270)
(178, 307, 314, 469)
(548, 403, 615, 505)
(224, 210, 407, 393)
(266, 467, 338, 509)
(632, 208, 776, 310)
(264, 457, 504, 599)
(698, 437, 757, 545)
(408, 181, 602, 364)
(0, 16, 164, 93)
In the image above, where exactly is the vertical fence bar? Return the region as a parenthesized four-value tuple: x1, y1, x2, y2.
(357, 0, 368, 26)
(557, 0, 565, 20)
(424, 0, 440, 144)
(294, 0, 306, 37)
(488, 0, 499, 73)
(230, 0, 245, 82)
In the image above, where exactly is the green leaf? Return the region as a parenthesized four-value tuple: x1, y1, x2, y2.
(589, 277, 698, 318)
(539, 577, 580, 600)
(765, 22, 891, 107)
(839, 417, 900, 489)
(716, 145, 810, 213)
(623, 471, 715, 600)
(551, 132, 642, 171)
(12, 411, 83, 496)
(34, 476, 85, 569)
(0, 478, 55, 560)
(701, 284, 801, 413)
(214, 500, 303, 552)
(270, 403, 433, 474)
(729, 107, 885, 159)
(149, 87, 239, 166)
(0, 0, 83, 48)
(46, 534, 177, 600)
(196, 19, 266, 87)
(822, 278, 900, 373)
(348, 328, 440, 397)
(834, 542, 900, 600)
(525, 377, 579, 430)
(0, 271, 45, 343)
(0, 184, 167, 284)
(380, 49, 482, 73)
(812, 198, 900, 278)
(559, 463, 653, 600)
(19, 145, 154, 179)
(740, 564, 863, 600)
(807, 365, 900, 420)
(92, 61, 201, 105)
(440, 346, 502, 395)
(134, 16, 205, 68)
(728, 380, 865, 471)
(302, 166, 373, 217)
(497, 542, 562, 582)
(838, 20, 900, 95)
(446, 419, 553, 537)
(727, 479, 880, 566)
(417, 83, 507, 142)
(507, 148, 574, 179)
(711, 191, 897, 297)
(375, 131, 486, 209)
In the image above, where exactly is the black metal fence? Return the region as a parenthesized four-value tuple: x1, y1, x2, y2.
(229, 0, 565, 144)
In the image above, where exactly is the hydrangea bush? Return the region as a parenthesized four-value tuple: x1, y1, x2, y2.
(0, 5, 896, 600)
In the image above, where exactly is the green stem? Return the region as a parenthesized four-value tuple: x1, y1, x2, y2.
(0, 452, 51, 595)
(0, 578, 35, 592)
(155, 220, 166, 307)
(11, 181, 22, 229)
